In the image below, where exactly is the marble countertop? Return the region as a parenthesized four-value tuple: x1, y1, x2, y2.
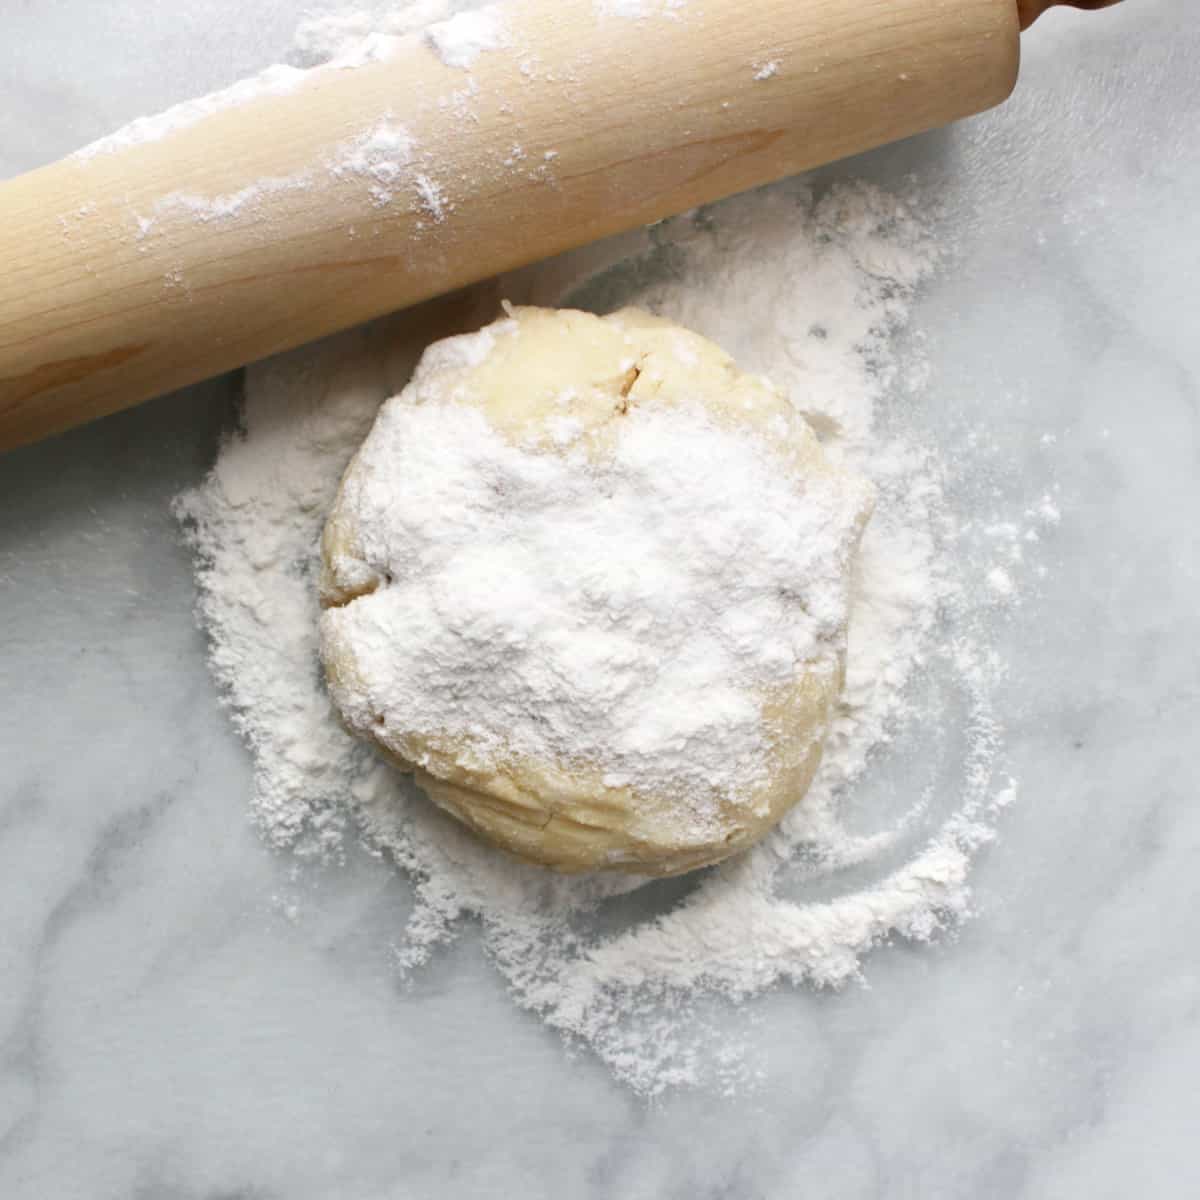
(2, 2, 1198, 1196)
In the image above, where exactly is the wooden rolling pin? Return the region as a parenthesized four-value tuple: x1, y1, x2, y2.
(0, 0, 1117, 451)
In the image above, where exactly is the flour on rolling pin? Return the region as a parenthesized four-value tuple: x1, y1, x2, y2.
(425, 7, 510, 66)
(595, 0, 688, 16)
(2, 0, 1031, 452)
(71, 6, 520, 235)
(74, 1, 708, 245)
(5, 0, 1127, 456)
(134, 121, 424, 229)
(71, 33, 417, 163)
(67, 0, 798, 239)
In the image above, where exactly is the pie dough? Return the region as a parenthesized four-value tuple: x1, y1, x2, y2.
(319, 306, 873, 876)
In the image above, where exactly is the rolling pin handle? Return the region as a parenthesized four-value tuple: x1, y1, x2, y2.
(1018, 0, 1123, 30)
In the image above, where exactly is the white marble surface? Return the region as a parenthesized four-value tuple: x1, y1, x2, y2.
(2, 2, 1199, 1196)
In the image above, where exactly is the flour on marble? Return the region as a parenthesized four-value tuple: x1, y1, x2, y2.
(176, 169, 1043, 1094)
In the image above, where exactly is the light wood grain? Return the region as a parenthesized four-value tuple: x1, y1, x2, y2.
(0, 0, 1019, 452)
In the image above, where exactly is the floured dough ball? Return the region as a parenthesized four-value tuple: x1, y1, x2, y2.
(319, 306, 874, 877)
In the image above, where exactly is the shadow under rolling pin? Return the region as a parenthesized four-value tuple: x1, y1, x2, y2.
(0, 0, 1121, 452)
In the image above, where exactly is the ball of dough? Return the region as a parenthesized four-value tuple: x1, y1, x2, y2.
(319, 306, 873, 877)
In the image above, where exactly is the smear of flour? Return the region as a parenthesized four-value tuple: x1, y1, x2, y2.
(97, 3, 507, 235)
(70, 30, 411, 163)
(139, 118, 421, 228)
(413, 172, 450, 220)
(69, 0, 496, 167)
(71, 64, 309, 162)
(596, 0, 688, 18)
(176, 167, 1050, 1093)
(291, 2, 455, 65)
(425, 7, 507, 69)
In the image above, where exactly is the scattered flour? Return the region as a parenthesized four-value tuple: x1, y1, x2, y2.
(413, 172, 450, 220)
(331, 120, 416, 205)
(177, 174, 1043, 1094)
(987, 566, 1016, 597)
(753, 60, 781, 81)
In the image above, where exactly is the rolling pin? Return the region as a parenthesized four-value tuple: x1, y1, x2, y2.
(0, 0, 1119, 452)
